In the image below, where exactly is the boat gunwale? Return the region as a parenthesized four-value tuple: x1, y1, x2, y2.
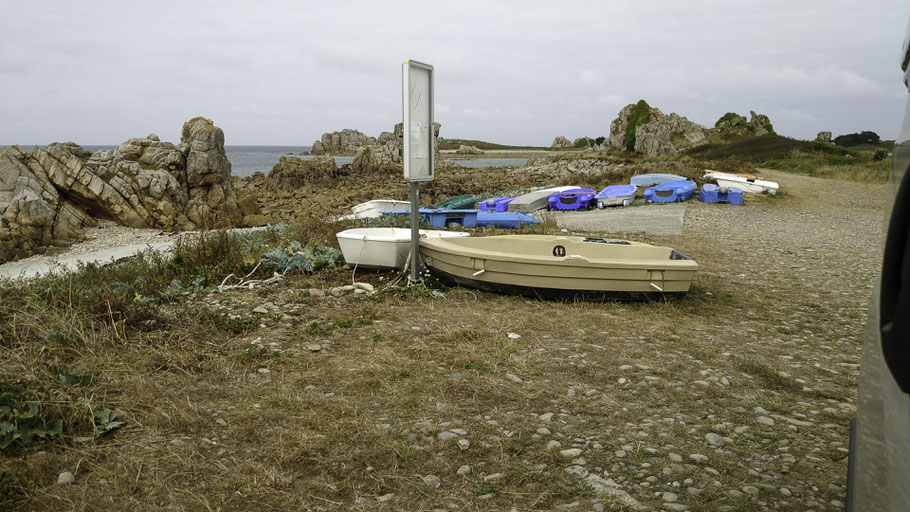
(418, 237, 698, 271)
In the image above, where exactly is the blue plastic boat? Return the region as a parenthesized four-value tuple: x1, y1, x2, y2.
(698, 184, 744, 205)
(479, 196, 516, 212)
(476, 211, 540, 228)
(630, 173, 687, 187)
(644, 180, 697, 203)
(381, 208, 479, 228)
(594, 184, 637, 208)
(548, 188, 597, 210)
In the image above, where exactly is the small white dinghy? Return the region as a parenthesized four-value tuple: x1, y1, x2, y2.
(336, 228, 470, 270)
(704, 171, 779, 194)
(339, 199, 412, 220)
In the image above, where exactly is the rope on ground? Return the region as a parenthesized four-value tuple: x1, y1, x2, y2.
(218, 259, 286, 292)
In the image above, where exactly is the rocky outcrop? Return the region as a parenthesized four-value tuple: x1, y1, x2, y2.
(551, 136, 571, 148)
(573, 137, 594, 149)
(267, 155, 341, 187)
(455, 145, 482, 155)
(816, 131, 833, 143)
(310, 129, 376, 155)
(711, 111, 775, 139)
(748, 111, 774, 136)
(0, 118, 264, 263)
(348, 122, 441, 172)
(609, 102, 707, 156)
(634, 113, 708, 156)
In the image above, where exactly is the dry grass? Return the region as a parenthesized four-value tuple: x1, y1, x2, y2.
(0, 169, 882, 511)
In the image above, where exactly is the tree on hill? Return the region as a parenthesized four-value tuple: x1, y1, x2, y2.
(833, 131, 880, 147)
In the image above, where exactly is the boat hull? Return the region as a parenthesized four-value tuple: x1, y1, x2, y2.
(508, 186, 578, 212)
(479, 196, 515, 212)
(630, 173, 687, 187)
(698, 184, 744, 205)
(548, 188, 596, 210)
(340, 199, 411, 220)
(419, 235, 697, 298)
(644, 180, 697, 203)
(713, 176, 779, 194)
(475, 211, 540, 228)
(595, 184, 637, 208)
(337, 228, 469, 269)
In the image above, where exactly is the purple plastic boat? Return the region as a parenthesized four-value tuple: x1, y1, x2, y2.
(479, 196, 516, 212)
(643, 180, 697, 203)
(548, 188, 597, 210)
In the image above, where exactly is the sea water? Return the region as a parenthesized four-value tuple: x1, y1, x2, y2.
(35, 145, 526, 175)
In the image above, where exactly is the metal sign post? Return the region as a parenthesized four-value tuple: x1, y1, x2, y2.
(402, 59, 434, 284)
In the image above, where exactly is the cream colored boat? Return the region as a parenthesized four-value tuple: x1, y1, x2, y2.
(419, 235, 697, 298)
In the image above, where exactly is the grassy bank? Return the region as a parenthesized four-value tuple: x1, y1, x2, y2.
(685, 134, 890, 182)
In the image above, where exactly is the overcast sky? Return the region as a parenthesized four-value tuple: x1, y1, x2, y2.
(2, 1, 909, 146)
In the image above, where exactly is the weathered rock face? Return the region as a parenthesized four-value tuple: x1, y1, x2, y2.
(634, 112, 708, 156)
(311, 129, 376, 155)
(455, 145, 482, 155)
(0, 118, 263, 263)
(714, 112, 748, 130)
(551, 136, 571, 148)
(749, 111, 774, 136)
(573, 137, 593, 149)
(0, 145, 94, 262)
(816, 131, 833, 143)
(348, 122, 441, 173)
(711, 111, 774, 139)
(609, 102, 707, 156)
(267, 155, 341, 187)
(608, 101, 662, 152)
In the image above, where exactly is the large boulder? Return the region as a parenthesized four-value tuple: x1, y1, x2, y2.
(710, 111, 775, 139)
(267, 155, 340, 187)
(0, 146, 93, 262)
(0, 118, 262, 263)
(609, 100, 660, 152)
(551, 136, 571, 148)
(634, 112, 708, 156)
(609, 101, 707, 156)
(749, 111, 774, 136)
(348, 121, 441, 173)
(181, 117, 231, 186)
(816, 131, 833, 143)
(311, 129, 376, 155)
(455, 145, 482, 155)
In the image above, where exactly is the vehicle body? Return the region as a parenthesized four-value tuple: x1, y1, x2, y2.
(847, 19, 910, 512)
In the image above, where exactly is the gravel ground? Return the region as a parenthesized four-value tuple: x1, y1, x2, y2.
(5, 169, 890, 511)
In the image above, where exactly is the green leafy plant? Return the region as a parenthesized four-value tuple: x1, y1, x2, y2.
(263, 242, 344, 273)
(0, 399, 63, 450)
(160, 277, 206, 301)
(91, 407, 124, 436)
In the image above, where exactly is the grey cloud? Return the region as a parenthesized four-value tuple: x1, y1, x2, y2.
(1, 0, 909, 146)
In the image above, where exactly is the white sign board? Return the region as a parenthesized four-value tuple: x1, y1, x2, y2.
(402, 60, 434, 181)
